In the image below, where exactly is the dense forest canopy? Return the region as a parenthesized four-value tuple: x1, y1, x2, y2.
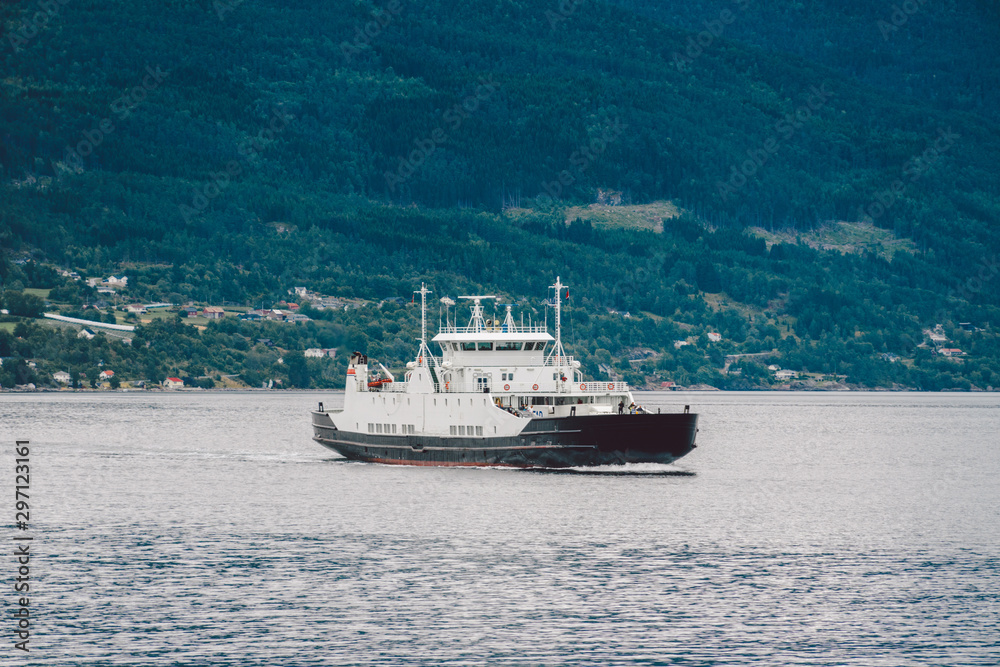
(0, 0, 997, 390)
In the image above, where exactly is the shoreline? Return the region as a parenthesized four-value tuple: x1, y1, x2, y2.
(1, 387, 995, 394)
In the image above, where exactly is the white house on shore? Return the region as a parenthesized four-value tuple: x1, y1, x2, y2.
(162, 377, 184, 389)
(53, 371, 72, 384)
(305, 348, 337, 358)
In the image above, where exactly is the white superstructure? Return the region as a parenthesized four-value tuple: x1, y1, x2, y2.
(324, 278, 635, 439)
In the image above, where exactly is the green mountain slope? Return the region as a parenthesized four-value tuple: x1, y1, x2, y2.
(0, 0, 998, 390)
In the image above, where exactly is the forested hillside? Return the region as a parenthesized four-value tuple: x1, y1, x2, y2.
(1, 0, 998, 390)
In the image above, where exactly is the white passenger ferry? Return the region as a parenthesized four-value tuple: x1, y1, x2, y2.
(311, 278, 698, 467)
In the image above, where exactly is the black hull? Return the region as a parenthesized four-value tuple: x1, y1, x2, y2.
(311, 411, 698, 468)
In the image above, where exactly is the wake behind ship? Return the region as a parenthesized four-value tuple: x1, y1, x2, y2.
(311, 278, 698, 467)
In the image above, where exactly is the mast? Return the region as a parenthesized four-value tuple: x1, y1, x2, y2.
(547, 276, 568, 389)
(414, 282, 432, 366)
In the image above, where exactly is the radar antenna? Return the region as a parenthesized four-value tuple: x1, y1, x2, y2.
(458, 295, 496, 332)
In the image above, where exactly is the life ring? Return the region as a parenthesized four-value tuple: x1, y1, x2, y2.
(532, 384, 539, 391)
(579, 383, 586, 391)
(607, 383, 614, 390)
(503, 383, 510, 391)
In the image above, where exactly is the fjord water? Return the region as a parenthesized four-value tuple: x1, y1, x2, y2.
(2, 392, 998, 666)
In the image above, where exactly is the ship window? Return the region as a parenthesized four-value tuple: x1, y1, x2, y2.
(461, 342, 476, 351)
(496, 342, 521, 351)
(384, 423, 390, 433)
(368, 423, 374, 433)
(537, 343, 547, 353)
(392, 424, 397, 434)
(450, 425, 456, 435)
(523, 342, 535, 351)
(459, 425, 466, 435)
(476, 426, 483, 436)
(467, 425, 473, 434)
(478, 342, 493, 351)
(376, 423, 382, 433)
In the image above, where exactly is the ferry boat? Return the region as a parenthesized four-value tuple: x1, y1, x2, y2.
(310, 278, 699, 467)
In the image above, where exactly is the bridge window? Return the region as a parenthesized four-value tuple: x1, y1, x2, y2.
(461, 342, 476, 351)
(475, 426, 483, 436)
(450, 425, 456, 435)
(523, 342, 535, 351)
(478, 342, 493, 351)
(368, 423, 374, 433)
(459, 425, 466, 435)
(376, 423, 382, 433)
(496, 342, 522, 351)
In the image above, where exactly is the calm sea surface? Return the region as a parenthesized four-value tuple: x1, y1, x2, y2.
(1, 391, 998, 665)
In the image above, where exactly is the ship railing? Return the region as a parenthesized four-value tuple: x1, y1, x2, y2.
(431, 380, 627, 394)
(379, 382, 409, 392)
(437, 324, 550, 334)
(435, 382, 545, 394)
(577, 381, 629, 393)
(542, 355, 577, 368)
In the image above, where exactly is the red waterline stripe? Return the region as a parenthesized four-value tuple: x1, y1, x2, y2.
(368, 457, 531, 468)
